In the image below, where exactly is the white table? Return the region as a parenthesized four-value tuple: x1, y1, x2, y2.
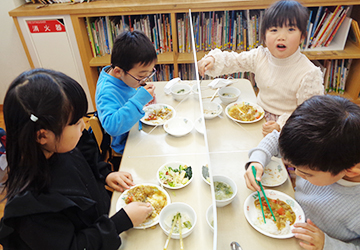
(109, 79, 302, 250)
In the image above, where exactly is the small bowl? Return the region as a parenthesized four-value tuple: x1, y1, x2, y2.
(202, 101, 223, 119)
(218, 87, 241, 104)
(170, 84, 191, 101)
(213, 175, 237, 207)
(194, 117, 205, 134)
(159, 202, 197, 239)
(206, 205, 214, 232)
(201, 164, 211, 185)
(192, 84, 199, 100)
(164, 117, 194, 137)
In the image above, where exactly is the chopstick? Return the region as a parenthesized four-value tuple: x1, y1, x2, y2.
(251, 165, 277, 223)
(178, 214, 184, 250)
(163, 213, 179, 250)
(210, 88, 220, 102)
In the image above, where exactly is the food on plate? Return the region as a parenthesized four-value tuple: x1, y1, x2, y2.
(228, 103, 263, 121)
(203, 108, 219, 116)
(124, 185, 168, 223)
(254, 197, 296, 232)
(214, 181, 233, 200)
(202, 165, 210, 183)
(164, 212, 193, 234)
(144, 106, 173, 121)
(159, 164, 192, 188)
(261, 161, 286, 186)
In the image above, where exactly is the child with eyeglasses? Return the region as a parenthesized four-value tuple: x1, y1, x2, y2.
(95, 30, 158, 163)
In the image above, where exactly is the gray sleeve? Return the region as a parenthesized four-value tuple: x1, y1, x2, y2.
(324, 233, 360, 250)
(245, 130, 281, 170)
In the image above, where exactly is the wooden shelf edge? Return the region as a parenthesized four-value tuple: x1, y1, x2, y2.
(89, 52, 175, 67)
(327, 91, 360, 104)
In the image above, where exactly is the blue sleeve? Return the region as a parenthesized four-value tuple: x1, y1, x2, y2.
(97, 87, 152, 136)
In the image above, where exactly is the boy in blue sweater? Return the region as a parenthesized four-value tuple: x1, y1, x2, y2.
(244, 95, 360, 250)
(96, 30, 157, 167)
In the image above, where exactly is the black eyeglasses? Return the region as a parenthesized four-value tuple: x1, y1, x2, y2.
(126, 68, 157, 86)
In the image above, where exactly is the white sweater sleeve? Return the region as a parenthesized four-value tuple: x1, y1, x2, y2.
(296, 67, 325, 105)
(203, 47, 261, 78)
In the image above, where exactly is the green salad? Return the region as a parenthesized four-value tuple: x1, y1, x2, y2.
(159, 164, 192, 187)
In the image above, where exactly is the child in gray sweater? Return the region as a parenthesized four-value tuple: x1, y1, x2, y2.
(244, 95, 360, 250)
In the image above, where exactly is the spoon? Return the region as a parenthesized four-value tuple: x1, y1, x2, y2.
(230, 241, 242, 250)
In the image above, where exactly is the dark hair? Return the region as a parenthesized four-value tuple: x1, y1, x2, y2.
(111, 30, 158, 72)
(260, 0, 309, 43)
(3, 68, 88, 200)
(279, 95, 360, 175)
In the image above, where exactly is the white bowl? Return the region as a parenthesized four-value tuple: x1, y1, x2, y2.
(218, 87, 241, 104)
(157, 161, 193, 189)
(170, 84, 191, 101)
(206, 205, 214, 232)
(213, 175, 237, 207)
(202, 101, 222, 119)
(192, 84, 199, 100)
(159, 202, 197, 239)
(201, 164, 211, 185)
(163, 117, 194, 137)
(194, 117, 205, 134)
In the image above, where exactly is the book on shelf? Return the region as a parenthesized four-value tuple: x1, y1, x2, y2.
(303, 6, 352, 51)
(349, 19, 360, 44)
(319, 59, 353, 94)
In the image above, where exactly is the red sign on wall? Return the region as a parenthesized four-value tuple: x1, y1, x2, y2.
(27, 19, 66, 33)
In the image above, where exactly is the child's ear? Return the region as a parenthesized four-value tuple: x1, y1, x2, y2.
(36, 129, 49, 145)
(344, 163, 360, 177)
(113, 66, 125, 78)
(300, 35, 305, 45)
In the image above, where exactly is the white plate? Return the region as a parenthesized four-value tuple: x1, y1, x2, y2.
(261, 159, 288, 187)
(163, 117, 193, 137)
(141, 103, 176, 126)
(194, 117, 205, 134)
(116, 183, 171, 229)
(157, 161, 193, 189)
(244, 190, 305, 239)
(225, 102, 264, 123)
(203, 101, 223, 119)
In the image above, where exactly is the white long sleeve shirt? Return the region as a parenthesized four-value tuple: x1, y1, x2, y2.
(204, 46, 324, 119)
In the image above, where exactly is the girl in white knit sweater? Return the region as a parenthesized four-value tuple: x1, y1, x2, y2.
(198, 0, 324, 136)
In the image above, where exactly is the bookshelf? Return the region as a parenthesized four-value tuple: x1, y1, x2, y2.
(9, 0, 360, 106)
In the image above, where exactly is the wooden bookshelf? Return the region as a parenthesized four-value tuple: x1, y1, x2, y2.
(9, 0, 360, 106)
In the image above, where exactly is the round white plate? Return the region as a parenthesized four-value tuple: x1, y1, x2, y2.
(225, 102, 264, 123)
(157, 161, 193, 189)
(261, 159, 288, 187)
(203, 101, 223, 119)
(116, 183, 171, 229)
(141, 103, 176, 126)
(163, 117, 193, 137)
(244, 190, 305, 239)
(194, 117, 205, 134)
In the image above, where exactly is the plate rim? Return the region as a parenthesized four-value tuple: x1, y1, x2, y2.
(225, 101, 264, 123)
(243, 190, 305, 239)
(261, 159, 288, 187)
(194, 117, 205, 134)
(141, 103, 176, 126)
(163, 117, 194, 137)
(157, 161, 193, 189)
(116, 183, 171, 229)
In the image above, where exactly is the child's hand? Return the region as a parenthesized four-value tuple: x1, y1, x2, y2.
(123, 202, 153, 227)
(262, 121, 280, 137)
(105, 171, 134, 192)
(144, 83, 155, 97)
(292, 219, 325, 250)
(198, 56, 215, 77)
(244, 162, 263, 191)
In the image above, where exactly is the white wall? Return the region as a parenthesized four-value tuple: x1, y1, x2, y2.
(0, 0, 30, 105)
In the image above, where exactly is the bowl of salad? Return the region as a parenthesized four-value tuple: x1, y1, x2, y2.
(157, 161, 193, 189)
